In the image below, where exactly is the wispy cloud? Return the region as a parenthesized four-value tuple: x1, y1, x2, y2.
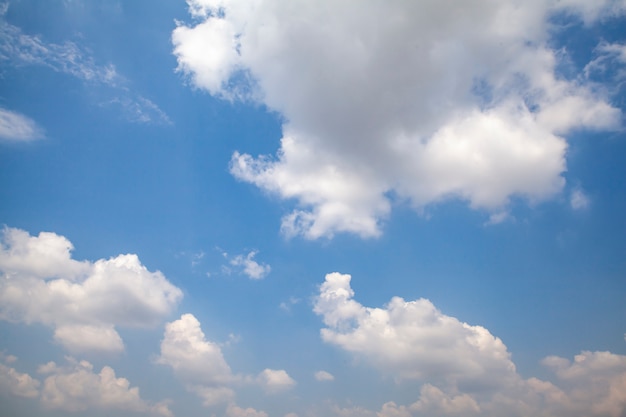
(221, 249, 271, 280)
(0, 12, 170, 125)
(0, 107, 43, 142)
(570, 188, 591, 210)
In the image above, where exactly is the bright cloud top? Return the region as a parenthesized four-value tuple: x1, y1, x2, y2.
(157, 313, 295, 407)
(314, 272, 516, 388)
(314, 272, 626, 417)
(0, 356, 172, 416)
(0, 227, 183, 353)
(173, 0, 623, 239)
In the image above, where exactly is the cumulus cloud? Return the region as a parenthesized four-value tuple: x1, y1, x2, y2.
(314, 370, 334, 382)
(173, 0, 623, 239)
(38, 358, 172, 416)
(257, 368, 296, 393)
(226, 403, 269, 417)
(0, 227, 183, 353)
(157, 313, 234, 403)
(313, 272, 626, 417)
(0, 355, 40, 398)
(229, 251, 271, 280)
(0, 355, 171, 416)
(314, 272, 516, 389)
(0, 13, 170, 125)
(0, 107, 44, 142)
(157, 313, 295, 406)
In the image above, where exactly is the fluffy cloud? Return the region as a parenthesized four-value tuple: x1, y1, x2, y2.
(0, 107, 44, 142)
(0, 355, 40, 398)
(173, 0, 623, 239)
(226, 403, 269, 417)
(157, 313, 234, 400)
(229, 251, 271, 280)
(314, 370, 334, 382)
(0, 227, 183, 353)
(314, 272, 516, 389)
(313, 272, 626, 417)
(157, 313, 295, 406)
(0, 355, 171, 416)
(38, 358, 172, 416)
(257, 369, 296, 393)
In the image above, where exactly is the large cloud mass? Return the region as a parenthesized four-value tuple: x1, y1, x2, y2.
(0, 355, 172, 416)
(173, 0, 623, 238)
(0, 227, 183, 353)
(314, 272, 626, 417)
(313, 272, 516, 389)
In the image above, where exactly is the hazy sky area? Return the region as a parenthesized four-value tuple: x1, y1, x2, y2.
(1, 1, 626, 416)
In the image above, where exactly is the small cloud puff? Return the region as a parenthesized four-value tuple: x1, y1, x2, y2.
(570, 188, 590, 210)
(314, 370, 334, 382)
(229, 250, 271, 280)
(257, 369, 296, 393)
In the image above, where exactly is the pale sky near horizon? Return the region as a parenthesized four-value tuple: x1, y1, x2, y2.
(1, 1, 626, 417)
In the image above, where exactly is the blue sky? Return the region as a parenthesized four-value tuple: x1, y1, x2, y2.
(1, 1, 626, 416)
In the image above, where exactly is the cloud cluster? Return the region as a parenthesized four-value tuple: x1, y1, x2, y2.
(0, 227, 183, 353)
(157, 313, 295, 406)
(0, 356, 172, 416)
(314, 272, 516, 389)
(174, 0, 623, 239)
(314, 272, 626, 417)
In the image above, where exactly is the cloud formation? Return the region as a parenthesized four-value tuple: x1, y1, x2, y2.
(38, 358, 173, 416)
(0, 355, 172, 416)
(313, 272, 626, 417)
(157, 313, 295, 406)
(0, 227, 183, 353)
(0, 11, 170, 125)
(0, 107, 44, 142)
(174, 0, 623, 239)
(314, 272, 516, 389)
(256, 368, 296, 393)
(229, 251, 271, 280)
(314, 370, 334, 382)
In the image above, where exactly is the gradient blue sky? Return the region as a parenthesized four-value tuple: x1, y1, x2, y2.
(1, 1, 626, 417)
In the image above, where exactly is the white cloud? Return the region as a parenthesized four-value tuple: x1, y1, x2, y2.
(38, 358, 172, 416)
(226, 403, 269, 417)
(0, 227, 183, 353)
(0, 107, 44, 142)
(174, 0, 623, 239)
(157, 313, 234, 389)
(279, 297, 300, 313)
(378, 385, 481, 417)
(0, 360, 40, 398)
(228, 250, 271, 280)
(314, 370, 334, 382)
(257, 368, 296, 393)
(314, 272, 516, 389)
(570, 188, 590, 210)
(313, 272, 626, 417)
(0, 15, 170, 125)
(158, 313, 295, 406)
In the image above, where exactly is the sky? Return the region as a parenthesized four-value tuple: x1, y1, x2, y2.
(1, 0, 626, 416)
